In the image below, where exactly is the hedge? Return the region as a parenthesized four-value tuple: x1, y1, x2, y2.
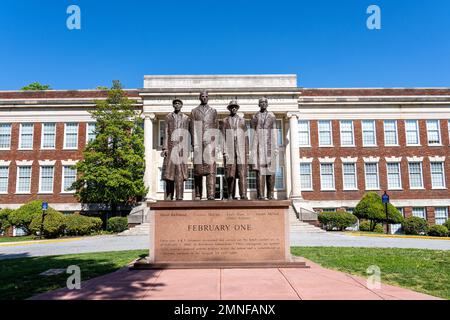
(359, 220, 384, 233)
(0, 208, 14, 234)
(318, 211, 357, 231)
(106, 217, 128, 233)
(402, 216, 428, 235)
(8, 200, 44, 234)
(65, 215, 103, 236)
(443, 220, 450, 232)
(428, 225, 449, 237)
(29, 209, 66, 238)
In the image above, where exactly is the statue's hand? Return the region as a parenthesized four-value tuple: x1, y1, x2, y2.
(162, 150, 168, 158)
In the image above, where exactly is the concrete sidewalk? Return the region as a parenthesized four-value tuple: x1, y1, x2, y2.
(32, 258, 440, 300)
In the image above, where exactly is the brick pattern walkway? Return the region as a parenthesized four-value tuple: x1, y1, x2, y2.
(32, 259, 440, 300)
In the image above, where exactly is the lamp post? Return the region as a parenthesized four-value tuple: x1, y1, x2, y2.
(382, 191, 390, 235)
(40, 202, 48, 239)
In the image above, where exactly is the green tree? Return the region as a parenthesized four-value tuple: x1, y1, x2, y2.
(72, 81, 147, 216)
(21, 82, 51, 90)
(96, 86, 109, 90)
(354, 192, 404, 231)
(0, 209, 14, 234)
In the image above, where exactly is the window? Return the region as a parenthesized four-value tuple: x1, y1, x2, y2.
(62, 166, 77, 192)
(383, 120, 398, 145)
(300, 163, 312, 190)
(364, 163, 379, 190)
(386, 162, 402, 190)
(412, 207, 426, 219)
(64, 123, 79, 149)
(247, 170, 257, 190)
(19, 123, 34, 149)
(362, 120, 376, 146)
(426, 120, 441, 145)
(435, 207, 448, 225)
(298, 120, 310, 146)
(184, 168, 194, 190)
(0, 166, 8, 193)
(275, 166, 284, 190)
(405, 120, 420, 145)
(158, 120, 165, 148)
(408, 162, 423, 189)
(340, 121, 354, 146)
(39, 166, 54, 193)
(318, 120, 332, 146)
(158, 167, 165, 192)
(430, 162, 445, 189)
(320, 163, 335, 190)
(391, 207, 404, 234)
(41, 123, 56, 149)
(0, 123, 12, 149)
(342, 163, 357, 190)
(87, 123, 96, 143)
(16, 166, 32, 193)
(276, 119, 283, 146)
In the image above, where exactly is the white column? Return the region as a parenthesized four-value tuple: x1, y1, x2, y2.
(288, 112, 302, 199)
(144, 113, 156, 200)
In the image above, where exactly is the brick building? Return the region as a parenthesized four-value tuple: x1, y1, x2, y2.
(0, 75, 449, 230)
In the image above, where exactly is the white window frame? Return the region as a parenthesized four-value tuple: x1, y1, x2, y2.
(412, 207, 426, 219)
(0, 123, 12, 150)
(386, 162, 402, 190)
(61, 166, 77, 193)
(158, 120, 166, 148)
(39, 166, 54, 194)
(298, 120, 310, 147)
(342, 162, 358, 190)
(405, 120, 420, 146)
(275, 166, 285, 191)
(318, 120, 333, 147)
(430, 162, 446, 189)
(435, 207, 448, 225)
(41, 122, 56, 149)
(0, 166, 9, 194)
(86, 122, 96, 143)
(339, 120, 355, 147)
(19, 123, 34, 150)
(408, 162, 424, 189)
(247, 170, 257, 191)
(16, 166, 32, 194)
(426, 120, 441, 146)
(383, 120, 399, 146)
(362, 120, 377, 147)
(364, 162, 380, 190)
(63, 123, 79, 150)
(300, 163, 313, 191)
(320, 163, 335, 191)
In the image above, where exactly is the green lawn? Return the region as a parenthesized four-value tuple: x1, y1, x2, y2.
(0, 236, 36, 243)
(0, 250, 147, 300)
(292, 247, 450, 300)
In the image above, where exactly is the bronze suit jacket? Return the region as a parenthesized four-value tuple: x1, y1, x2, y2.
(249, 111, 278, 174)
(221, 114, 248, 178)
(190, 104, 219, 176)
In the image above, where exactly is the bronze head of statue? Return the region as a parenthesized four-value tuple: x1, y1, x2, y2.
(258, 97, 268, 112)
(227, 100, 240, 116)
(172, 99, 183, 113)
(199, 90, 209, 105)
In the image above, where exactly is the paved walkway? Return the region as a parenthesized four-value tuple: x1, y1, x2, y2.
(32, 258, 439, 300)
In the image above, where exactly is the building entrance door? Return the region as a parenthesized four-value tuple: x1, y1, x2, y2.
(215, 168, 228, 200)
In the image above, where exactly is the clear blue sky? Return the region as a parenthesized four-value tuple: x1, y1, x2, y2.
(1, 0, 449, 90)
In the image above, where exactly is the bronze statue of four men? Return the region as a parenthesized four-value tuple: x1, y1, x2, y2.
(161, 91, 278, 201)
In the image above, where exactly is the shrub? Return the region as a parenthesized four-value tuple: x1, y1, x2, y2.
(443, 220, 450, 232)
(354, 192, 403, 231)
(65, 215, 103, 236)
(359, 220, 384, 233)
(0, 208, 14, 234)
(106, 216, 128, 233)
(318, 211, 357, 231)
(402, 216, 428, 235)
(427, 225, 448, 237)
(9, 200, 44, 234)
(29, 209, 66, 238)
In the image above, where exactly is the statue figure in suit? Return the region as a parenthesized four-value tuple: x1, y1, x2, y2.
(161, 99, 191, 200)
(222, 100, 248, 200)
(190, 91, 219, 200)
(250, 97, 278, 200)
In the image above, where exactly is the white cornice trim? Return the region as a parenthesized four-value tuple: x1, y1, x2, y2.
(0, 160, 11, 166)
(363, 156, 380, 163)
(61, 159, 79, 166)
(299, 157, 314, 163)
(407, 156, 424, 162)
(38, 160, 57, 166)
(318, 157, 336, 163)
(385, 156, 402, 162)
(429, 156, 446, 162)
(16, 160, 33, 166)
(340, 156, 358, 163)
